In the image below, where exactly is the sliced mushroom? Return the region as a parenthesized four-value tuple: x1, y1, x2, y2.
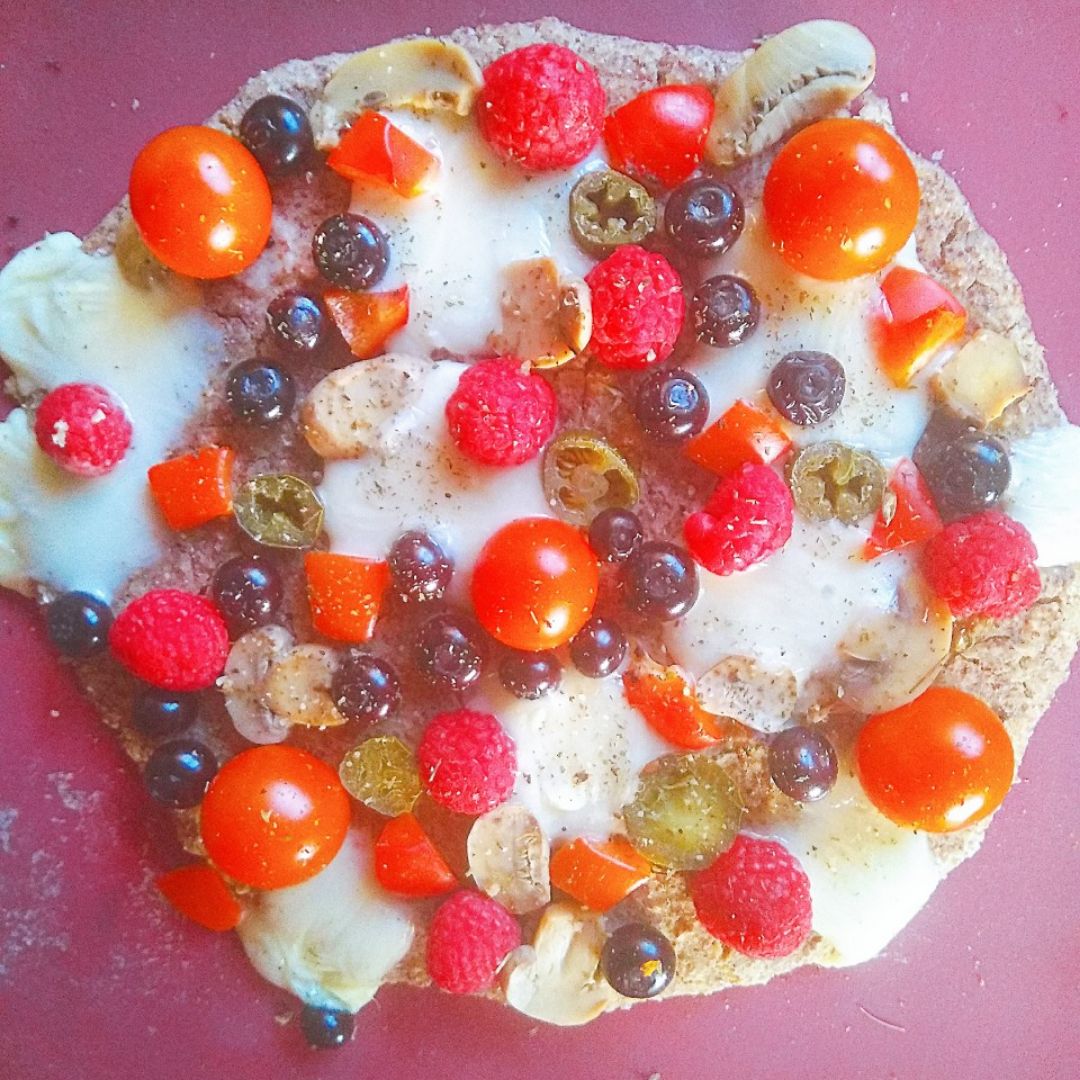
(706, 20, 876, 167)
(696, 655, 797, 733)
(221, 625, 295, 744)
(312, 38, 484, 148)
(264, 644, 346, 728)
(467, 804, 550, 915)
(488, 258, 592, 369)
(502, 903, 619, 1026)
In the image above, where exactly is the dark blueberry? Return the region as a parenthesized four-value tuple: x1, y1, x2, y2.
(622, 541, 698, 621)
(132, 687, 200, 739)
(691, 275, 760, 348)
(920, 428, 1011, 520)
(238, 95, 315, 179)
(312, 213, 389, 291)
(225, 359, 295, 426)
(332, 652, 402, 724)
(144, 740, 217, 808)
(767, 351, 846, 426)
(45, 591, 112, 658)
(665, 176, 745, 256)
(414, 611, 486, 693)
(212, 554, 283, 633)
(769, 726, 838, 803)
(266, 291, 330, 358)
(569, 616, 627, 679)
(601, 923, 676, 999)
(500, 650, 562, 700)
(634, 367, 710, 444)
(388, 531, 453, 603)
(299, 1004, 354, 1050)
(588, 507, 644, 564)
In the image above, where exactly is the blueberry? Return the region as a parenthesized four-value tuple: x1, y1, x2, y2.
(569, 616, 628, 678)
(299, 1004, 354, 1050)
(499, 650, 561, 700)
(211, 553, 283, 632)
(665, 176, 745, 257)
(634, 367, 709, 444)
(332, 652, 402, 724)
(414, 612, 486, 693)
(588, 508, 644, 564)
(266, 291, 330, 358)
(239, 95, 315, 179)
(144, 740, 217, 808)
(45, 591, 112, 658)
(691, 275, 760, 348)
(312, 213, 389, 291)
(388, 531, 453, 603)
(601, 923, 676, 998)
(622, 542, 698, 621)
(225, 360, 295, 426)
(132, 688, 200, 739)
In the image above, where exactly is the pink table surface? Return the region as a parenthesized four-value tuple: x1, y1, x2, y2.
(1, 2, 1078, 1078)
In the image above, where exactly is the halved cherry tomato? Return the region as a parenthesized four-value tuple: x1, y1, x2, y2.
(873, 267, 967, 387)
(550, 835, 650, 912)
(763, 118, 920, 281)
(684, 400, 791, 476)
(199, 745, 351, 890)
(323, 286, 409, 360)
(470, 517, 599, 651)
(862, 458, 943, 560)
(155, 864, 243, 932)
(622, 665, 727, 750)
(147, 445, 235, 531)
(328, 111, 439, 196)
(604, 85, 715, 188)
(304, 551, 389, 643)
(374, 813, 457, 897)
(129, 125, 272, 279)
(856, 686, 1015, 832)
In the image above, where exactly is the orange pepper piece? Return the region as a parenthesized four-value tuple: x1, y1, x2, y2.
(327, 111, 439, 196)
(862, 458, 943, 560)
(622, 665, 730, 750)
(550, 836, 651, 911)
(323, 286, 409, 360)
(874, 267, 966, 388)
(374, 813, 457, 897)
(156, 864, 243, 932)
(304, 551, 389, 642)
(147, 445, 234, 530)
(684, 400, 791, 476)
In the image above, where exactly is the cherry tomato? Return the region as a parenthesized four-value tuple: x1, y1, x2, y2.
(604, 85, 715, 188)
(129, 125, 272, 279)
(199, 745, 351, 890)
(856, 686, 1015, 832)
(763, 118, 919, 281)
(470, 517, 600, 651)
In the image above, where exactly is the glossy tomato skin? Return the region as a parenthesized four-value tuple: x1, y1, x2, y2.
(471, 517, 600, 651)
(856, 686, 1015, 833)
(763, 118, 919, 281)
(199, 745, 351, 890)
(129, 125, 272, 279)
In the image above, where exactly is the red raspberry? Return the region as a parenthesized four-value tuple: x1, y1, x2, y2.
(445, 358, 557, 467)
(690, 835, 812, 959)
(418, 709, 516, 814)
(476, 44, 605, 171)
(34, 383, 132, 477)
(586, 246, 685, 369)
(923, 509, 1040, 619)
(109, 589, 230, 691)
(426, 890, 522, 994)
(684, 463, 794, 575)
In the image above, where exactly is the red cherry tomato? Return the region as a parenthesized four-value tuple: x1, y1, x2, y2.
(129, 125, 272, 279)
(856, 686, 1015, 833)
(763, 118, 919, 281)
(471, 517, 600, 651)
(604, 85, 715, 188)
(199, 745, 351, 890)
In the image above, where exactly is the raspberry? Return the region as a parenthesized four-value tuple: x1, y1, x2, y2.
(476, 44, 605, 171)
(690, 834, 812, 959)
(586, 246, 685, 369)
(418, 708, 516, 814)
(445, 358, 557, 467)
(923, 509, 1040, 619)
(109, 589, 230, 691)
(684, 463, 794, 575)
(426, 890, 522, 994)
(34, 383, 132, 477)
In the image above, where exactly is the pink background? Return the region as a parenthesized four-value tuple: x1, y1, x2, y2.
(1, 2, 1078, 1077)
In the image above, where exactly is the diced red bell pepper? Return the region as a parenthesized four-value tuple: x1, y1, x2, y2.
(323, 286, 409, 360)
(550, 835, 651, 911)
(684, 400, 792, 476)
(147, 445, 234, 531)
(156, 864, 243, 932)
(622, 664, 732, 750)
(304, 551, 389, 643)
(374, 813, 457, 897)
(874, 267, 966, 387)
(863, 458, 943, 559)
(327, 111, 439, 196)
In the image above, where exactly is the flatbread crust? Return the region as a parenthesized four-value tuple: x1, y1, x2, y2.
(59, 18, 1080, 1005)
